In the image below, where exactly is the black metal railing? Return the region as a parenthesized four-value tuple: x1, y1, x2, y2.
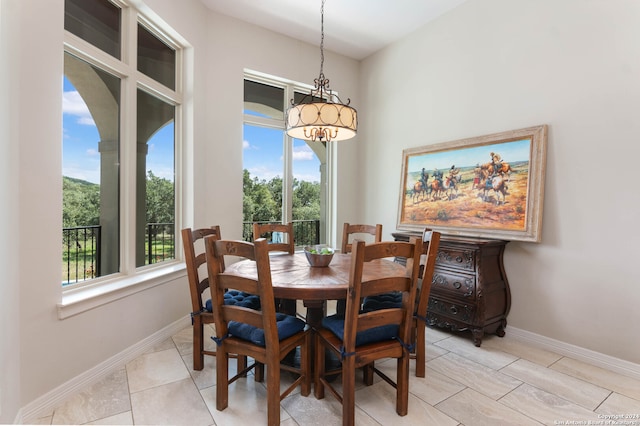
(63, 225, 101, 285)
(62, 222, 176, 285)
(146, 222, 175, 265)
(243, 219, 320, 247)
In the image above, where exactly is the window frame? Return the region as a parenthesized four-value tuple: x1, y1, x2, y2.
(59, 0, 187, 318)
(243, 70, 336, 246)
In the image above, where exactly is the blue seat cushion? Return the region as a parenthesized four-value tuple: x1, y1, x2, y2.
(227, 313, 306, 346)
(362, 292, 402, 313)
(205, 290, 261, 312)
(321, 314, 398, 347)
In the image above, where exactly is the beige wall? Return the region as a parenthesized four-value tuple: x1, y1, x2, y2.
(0, 0, 22, 423)
(359, 0, 640, 363)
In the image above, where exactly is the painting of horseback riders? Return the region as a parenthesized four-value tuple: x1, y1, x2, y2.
(398, 125, 547, 242)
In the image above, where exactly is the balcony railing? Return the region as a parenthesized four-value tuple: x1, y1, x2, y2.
(62, 223, 175, 285)
(63, 225, 101, 285)
(146, 222, 175, 265)
(242, 219, 320, 247)
(63, 220, 318, 285)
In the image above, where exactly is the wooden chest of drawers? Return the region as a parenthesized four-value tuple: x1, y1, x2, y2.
(392, 232, 510, 346)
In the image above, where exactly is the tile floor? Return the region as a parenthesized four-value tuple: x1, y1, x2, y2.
(33, 317, 640, 425)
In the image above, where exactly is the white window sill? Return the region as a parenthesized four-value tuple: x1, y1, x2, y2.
(58, 262, 186, 319)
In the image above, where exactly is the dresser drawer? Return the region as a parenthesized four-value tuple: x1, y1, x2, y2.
(427, 297, 476, 324)
(432, 269, 476, 300)
(436, 246, 475, 272)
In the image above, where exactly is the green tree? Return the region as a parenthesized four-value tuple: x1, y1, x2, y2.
(145, 171, 174, 224)
(242, 169, 281, 222)
(252, 183, 278, 221)
(242, 169, 321, 244)
(266, 176, 283, 217)
(293, 179, 320, 220)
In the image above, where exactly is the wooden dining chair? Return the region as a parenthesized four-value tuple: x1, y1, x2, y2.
(337, 223, 383, 316)
(314, 238, 423, 426)
(205, 237, 311, 426)
(340, 222, 383, 254)
(253, 222, 296, 315)
(362, 228, 441, 377)
(181, 227, 260, 371)
(412, 229, 441, 377)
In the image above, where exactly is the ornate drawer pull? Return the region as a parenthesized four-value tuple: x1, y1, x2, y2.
(450, 306, 458, 315)
(453, 281, 462, 289)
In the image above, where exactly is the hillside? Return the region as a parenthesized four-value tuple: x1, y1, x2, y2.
(63, 176, 100, 228)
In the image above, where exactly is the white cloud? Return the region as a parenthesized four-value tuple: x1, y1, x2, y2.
(63, 90, 95, 126)
(63, 163, 100, 184)
(77, 116, 96, 126)
(248, 165, 281, 182)
(147, 165, 175, 182)
(293, 172, 320, 183)
(292, 144, 314, 161)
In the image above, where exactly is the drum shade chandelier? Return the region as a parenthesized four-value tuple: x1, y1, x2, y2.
(286, 0, 357, 142)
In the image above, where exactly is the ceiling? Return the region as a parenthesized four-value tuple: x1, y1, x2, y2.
(199, 0, 468, 60)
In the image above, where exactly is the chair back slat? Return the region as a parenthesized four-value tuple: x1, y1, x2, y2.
(341, 223, 383, 253)
(253, 222, 294, 254)
(194, 252, 206, 268)
(220, 306, 265, 329)
(357, 310, 405, 332)
(360, 240, 411, 262)
(358, 277, 411, 297)
(218, 274, 260, 295)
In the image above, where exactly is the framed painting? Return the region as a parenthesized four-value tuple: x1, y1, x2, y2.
(397, 125, 548, 242)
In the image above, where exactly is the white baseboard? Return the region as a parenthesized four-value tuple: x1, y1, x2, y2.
(508, 326, 640, 380)
(17, 316, 191, 424)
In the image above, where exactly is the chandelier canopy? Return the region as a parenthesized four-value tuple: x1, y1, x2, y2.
(285, 0, 357, 142)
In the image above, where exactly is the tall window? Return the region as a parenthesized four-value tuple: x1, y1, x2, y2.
(63, 0, 181, 287)
(243, 75, 329, 247)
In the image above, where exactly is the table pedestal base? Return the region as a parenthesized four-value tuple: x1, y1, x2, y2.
(303, 300, 327, 329)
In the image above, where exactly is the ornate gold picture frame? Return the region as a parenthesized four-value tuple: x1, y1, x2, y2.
(397, 125, 548, 242)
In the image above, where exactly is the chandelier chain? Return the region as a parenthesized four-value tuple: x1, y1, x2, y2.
(319, 0, 325, 77)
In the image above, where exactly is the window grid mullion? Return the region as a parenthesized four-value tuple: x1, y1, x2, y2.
(120, 5, 139, 274)
(281, 85, 292, 226)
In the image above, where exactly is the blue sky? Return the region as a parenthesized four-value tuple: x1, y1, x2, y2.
(407, 138, 531, 173)
(243, 124, 321, 183)
(62, 77, 174, 184)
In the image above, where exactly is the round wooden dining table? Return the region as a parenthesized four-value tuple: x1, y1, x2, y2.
(223, 252, 406, 328)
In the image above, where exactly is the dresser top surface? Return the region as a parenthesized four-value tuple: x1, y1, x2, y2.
(392, 231, 508, 246)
